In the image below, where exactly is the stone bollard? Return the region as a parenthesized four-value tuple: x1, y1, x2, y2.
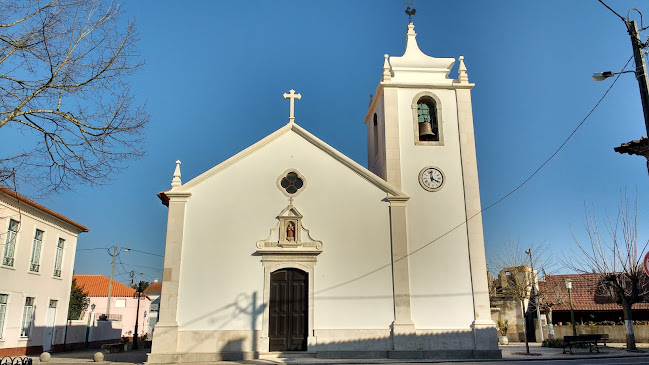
(39, 352, 52, 362)
(93, 352, 104, 362)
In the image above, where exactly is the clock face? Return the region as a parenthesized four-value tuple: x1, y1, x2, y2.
(419, 167, 444, 191)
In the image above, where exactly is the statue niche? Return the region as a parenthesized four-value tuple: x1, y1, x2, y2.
(256, 204, 323, 253)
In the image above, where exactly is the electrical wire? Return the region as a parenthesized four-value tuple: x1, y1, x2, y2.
(127, 248, 164, 258)
(598, 0, 627, 23)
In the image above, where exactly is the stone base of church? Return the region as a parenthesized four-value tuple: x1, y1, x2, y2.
(147, 349, 501, 364)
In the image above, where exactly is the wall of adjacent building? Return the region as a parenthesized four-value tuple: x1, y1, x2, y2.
(0, 195, 82, 356)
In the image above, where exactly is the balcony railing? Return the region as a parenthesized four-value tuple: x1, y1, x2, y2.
(30, 263, 40, 272)
(53, 269, 61, 277)
(2, 256, 14, 267)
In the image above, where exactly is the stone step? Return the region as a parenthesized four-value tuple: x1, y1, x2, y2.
(260, 351, 317, 359)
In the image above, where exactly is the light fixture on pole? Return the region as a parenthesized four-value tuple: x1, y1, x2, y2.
(565, 278, 577, 336)
(592, 70, 634, 81)
(106, 245, 130, 319)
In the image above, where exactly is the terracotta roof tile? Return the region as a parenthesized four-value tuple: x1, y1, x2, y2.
(74, 274, 140, 298)
(0, 186, 89, 232)
(540, 273, 649, 312)
(144, 282, 162, 294)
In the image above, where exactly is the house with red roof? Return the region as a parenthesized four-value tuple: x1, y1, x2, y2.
(143, 279, 161, 334)
(74, 275, 151, 339)
(541, 274, 649, 324)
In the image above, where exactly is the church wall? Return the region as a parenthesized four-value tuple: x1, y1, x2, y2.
(177, 132, 395, 335)
(394, 87, 475, 329)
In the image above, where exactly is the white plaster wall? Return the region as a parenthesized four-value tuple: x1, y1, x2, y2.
(0, 197, 81, 350)
(178, 131, 394, 332)
(393, 87, 475, 329)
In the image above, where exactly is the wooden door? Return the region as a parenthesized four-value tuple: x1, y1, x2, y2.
(269, 268, 307, 351)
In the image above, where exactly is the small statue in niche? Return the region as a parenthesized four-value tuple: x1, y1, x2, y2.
(286, 221, 295, 241)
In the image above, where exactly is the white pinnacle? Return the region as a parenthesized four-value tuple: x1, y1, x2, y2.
(171, 160, 182, 188)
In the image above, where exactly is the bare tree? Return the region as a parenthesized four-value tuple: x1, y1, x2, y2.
(489, 237, 551, 353)
(565, 193, 649, 350)
(537, 269, 565, 339)
(0, 0, 148, 194)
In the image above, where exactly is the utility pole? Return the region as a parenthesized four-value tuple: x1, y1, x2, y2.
(627, 20, 649, 137)
(525, 249, 544, 342)
(133, 279, 142, 350)
(613, 20, 649, 171)
(106, 244, 117, 319)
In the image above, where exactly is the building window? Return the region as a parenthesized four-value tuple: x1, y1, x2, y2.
(30, 229, 44, 273)
(3, 219, 19, 267)
(276, 169, 307, 198)
(53, 238, 64, 277)
(416, 97, 438, 142)
(0, 294, 7, 339)
(21, 297, 34, 338)
(373, 113, 379, 156)
(115, 299, 126, 308)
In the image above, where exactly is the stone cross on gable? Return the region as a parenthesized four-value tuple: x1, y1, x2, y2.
(283, 89, 301, 123)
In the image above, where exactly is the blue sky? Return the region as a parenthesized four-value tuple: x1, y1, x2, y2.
(7, 1, 649, 284)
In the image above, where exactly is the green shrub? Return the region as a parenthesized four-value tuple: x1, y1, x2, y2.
(542, 338, 563, 348)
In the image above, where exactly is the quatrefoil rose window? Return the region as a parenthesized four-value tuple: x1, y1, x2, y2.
(277, 169, 306, 197)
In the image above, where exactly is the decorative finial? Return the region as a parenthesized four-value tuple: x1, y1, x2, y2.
(382, 54, 392, 81)
(405, 0, 416, 23)
(171, 160, 182, 188)
(283, 89, 302, 123)
(458, 56, 469, 83)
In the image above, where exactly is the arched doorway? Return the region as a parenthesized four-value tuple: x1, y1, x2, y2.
(269, 268, 308, 351)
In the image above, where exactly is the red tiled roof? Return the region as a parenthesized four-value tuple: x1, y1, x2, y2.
(0, 186, 89, 232)
(74, 274, 142, 298)
(540, 273, 649, 312)
(144, 282, 162, 294)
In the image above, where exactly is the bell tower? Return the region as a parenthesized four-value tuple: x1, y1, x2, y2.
(364, 21, 497, 351)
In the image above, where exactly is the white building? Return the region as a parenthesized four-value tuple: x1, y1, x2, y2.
(144, 280, 162, 335)
(0, 186, 88, 356)
(148, 22, 498, 363)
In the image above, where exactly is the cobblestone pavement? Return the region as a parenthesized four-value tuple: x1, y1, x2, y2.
(10, 342, 649, 365)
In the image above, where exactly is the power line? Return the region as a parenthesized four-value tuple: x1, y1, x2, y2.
(127, 248, 164, 258)
(597, 0, 627, 23)
(120, 262, 163, 271)
(77, 247, 110, 251)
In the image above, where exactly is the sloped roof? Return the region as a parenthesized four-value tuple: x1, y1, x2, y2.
(0, 186, 89, 232)
(144, 282, 162, 294)
(158, 122, 407, 205)
(540, 274, 649, 311)
(74, 274, 149, 299)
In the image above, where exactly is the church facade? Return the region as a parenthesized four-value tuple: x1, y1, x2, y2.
(148, 22, 499, 363)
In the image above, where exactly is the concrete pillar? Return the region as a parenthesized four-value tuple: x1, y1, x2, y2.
(387, 196, 416, 350)
(150, 191, 191, 354)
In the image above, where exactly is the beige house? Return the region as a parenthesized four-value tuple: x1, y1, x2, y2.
(0, 187, 88, 356)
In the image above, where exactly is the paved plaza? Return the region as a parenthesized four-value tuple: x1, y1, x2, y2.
(9, 343, 649, 365)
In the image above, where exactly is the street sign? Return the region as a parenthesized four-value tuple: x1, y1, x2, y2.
(644, 251, 649, 276)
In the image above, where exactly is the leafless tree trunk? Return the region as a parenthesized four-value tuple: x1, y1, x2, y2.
(565, 193, 649, 350)
(0, 0, 148, 194)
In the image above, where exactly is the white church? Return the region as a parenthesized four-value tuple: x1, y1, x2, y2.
(148, 21, 500, 363)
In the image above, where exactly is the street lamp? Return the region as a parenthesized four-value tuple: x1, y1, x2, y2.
(525, 249, 543, 342)
(132, 283, 144, 350)
(565, 278, 577, 336)
(592, 70, 634, 81)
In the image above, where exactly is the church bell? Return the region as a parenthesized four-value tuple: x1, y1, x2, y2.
(418, 121, 435, 139)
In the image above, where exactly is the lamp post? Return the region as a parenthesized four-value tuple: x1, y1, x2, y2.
(525, 249, 543, 342)
(132, 282, 143, 350)
(565, 279, 577, 336)
(106, 245, 130, 319)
